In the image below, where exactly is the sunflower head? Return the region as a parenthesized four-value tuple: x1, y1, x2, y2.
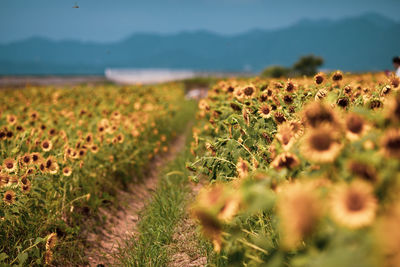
(381, 129, 400, 159)
(303, 102, 338, 128)
(330, 180, 377, 229)
(2, 158, 17, 173)
(3, 190, 16, 205)
(314, 72, 325, 84)
(301, 125, 342, 163)
(332, 71, 343, 82)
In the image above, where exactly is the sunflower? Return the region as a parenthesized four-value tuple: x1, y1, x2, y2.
(258, 104, 272, 119)
(41, 140, 53, 152)
(236, 157, 250, 178)
(0, 130, 6, 140)
(315, 89, 327, 101)
(31, 152, 42, 164)
(301, 125, 342, 163)
(278, 182, 320, 249)
(348, 161, 378, 183)
(45, 157, 59, 174)
(314, 72, 325, 84)
(217, 196, 241, 222)
(2, 158, 17, 173)
(332, 71, 343, 82)
(302, 102, 339, 128)
(46, 233, 58, 251)
(6, 114, 17, 125)
(20, 153, 32, 165)
(3, 190, 16, 205)
(90, 144, 99, 154)
(241, 85, 257, 99)
(116, 133, 124, 143)
(286, 81, 296, 92)
(0, 175, 10, 187)
(271, 152, 300, 170)
(274, 111, 286, 124)
(62, 167, 72, 177)
(21, 179, 31, 193)
(345, 113, 370, 141)
(276, 123, 295, 150)
(330, 180, 377, 229)
(289, 120, 305, 138)
(381, 129, 400, 159)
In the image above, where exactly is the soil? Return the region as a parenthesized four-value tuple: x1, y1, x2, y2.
(84, 131, 188, 266)
(168, 180, 207, 267)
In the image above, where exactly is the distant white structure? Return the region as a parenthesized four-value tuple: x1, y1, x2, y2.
(105, 68, 196, 84)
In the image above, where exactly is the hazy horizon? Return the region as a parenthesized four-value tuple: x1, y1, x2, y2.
(1, 0, 399, 44)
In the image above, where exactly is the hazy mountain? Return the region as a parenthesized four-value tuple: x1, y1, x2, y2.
(0, 13, 399, 75)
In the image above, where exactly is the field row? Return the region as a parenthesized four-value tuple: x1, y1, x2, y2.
(0, 83, 193, 265)
(188, 72, 400, 266)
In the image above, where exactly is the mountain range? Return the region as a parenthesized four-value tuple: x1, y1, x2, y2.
(0, 13, 399, 75)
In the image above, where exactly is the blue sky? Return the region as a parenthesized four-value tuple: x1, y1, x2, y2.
(0, 0, 399, 43)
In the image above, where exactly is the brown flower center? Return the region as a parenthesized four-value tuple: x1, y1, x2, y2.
(310, 133, 332, 151)
(386, 136, 400, 150)
(346, 192, 365, 212)
(243, 87, 254, 96)
(346, 116, 364, 134)
(6, 162, 13, 169)
(6, 194, 12, 201)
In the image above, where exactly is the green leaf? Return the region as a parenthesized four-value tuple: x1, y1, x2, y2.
(17, 252, 28, 265)
(0, 253, 8, 261)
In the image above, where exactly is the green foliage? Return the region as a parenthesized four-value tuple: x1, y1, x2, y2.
(189, 73, 400, 266)
(261, 66, 290, 78)
(0, 83, 192, 265)
(261, 54, 324, 78)
(292, 54, 324, 76)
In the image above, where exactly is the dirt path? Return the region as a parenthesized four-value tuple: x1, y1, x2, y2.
(168, 180, 207, 267)
(84, 131, 189, 266)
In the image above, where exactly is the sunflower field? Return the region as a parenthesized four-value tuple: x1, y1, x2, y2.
(188, 72, 400, 266)
(0, 83, 194, 265)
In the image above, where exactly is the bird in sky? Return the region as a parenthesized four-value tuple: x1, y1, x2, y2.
(72, 2, 79, 8)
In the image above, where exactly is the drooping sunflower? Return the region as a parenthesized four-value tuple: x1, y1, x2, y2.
(236, 157, 250, 178)
(276, 122, 296, 149)
(330, 180, 377, 229)
(301, 125, 342, 163)
(271, 152, 300, 170)
(46, 233, 58, 251)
